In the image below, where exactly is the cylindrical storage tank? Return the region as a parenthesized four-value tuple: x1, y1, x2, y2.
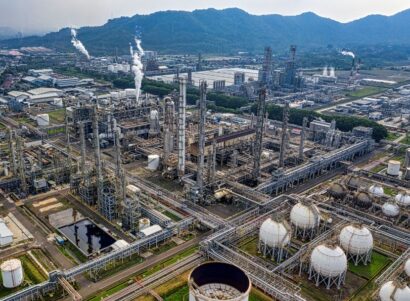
(382, 202, 400, 217)
(36, 114, 50, 126)
(147, 154, 160, 171)
(387, 160, 401, 176)
(189, 262, 251, 301)
(259, 218, 291, 248)
(1, 259, 24, 288)
(395, 192, 410, 207)
(368, 184, 384, 197)
(354, 191, 373, 209)
(138, 218, 150, 231)
(379, 281, 410, 301)
(339, 224, 373, 265)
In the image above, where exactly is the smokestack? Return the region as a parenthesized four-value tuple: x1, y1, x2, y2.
(299, 117, 308, 161)
(93, 105, 103, 213)
(196, 81, 207, 195)
(252, 88, 267, 180)
(279, 102, 290, 168)
(178, 78, 186, 179)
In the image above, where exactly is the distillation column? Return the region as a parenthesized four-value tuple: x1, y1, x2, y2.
(197, 81, 207, 196)
(252, 88, 267, 180)
(279, 102, 289, 168)
(93, 106, 104, 214)
(178, 78, 186, 179)
(299, 117, 308, 161)
(7, 128, 17, 175)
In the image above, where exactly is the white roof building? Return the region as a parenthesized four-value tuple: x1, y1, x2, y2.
(0, 219, 13, 247)
(139, 225, 162, 237)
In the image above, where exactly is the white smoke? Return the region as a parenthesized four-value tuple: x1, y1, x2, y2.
(340, 50, 355, 59)
(131, 37, 144, 105)
(71, 28, 90, 60)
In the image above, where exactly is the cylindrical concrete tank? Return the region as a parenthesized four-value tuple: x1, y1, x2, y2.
(259, 218, 291, 248)
(189, 262, 251, 301)
(310, 244, 347, 278)
(382, 202, 400, 217)
(379, 281, 410, 301)
(395, 192, 410, 207)
(36, 114, 50, 126)
(290, 202, 320, 230)
(1, 259, 23, 288)
(139, 218, 150, 231)
(387, 160, 401, 176)
(147, 154, 160, 171)
(339, 225, 373, 255)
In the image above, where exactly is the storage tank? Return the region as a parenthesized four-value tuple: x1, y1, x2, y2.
(379, 281, 410, 301)
(308, 244, 347, 289)
(395, 192, 410, 207)
(404, 258, 410, 277)
(327, 183, 347, 199)
(290, 202, 320, 240)
(138, 218, 150, 231)
(189, 262, 251, 301)
(1, 259, 24, 288)
(354, 191, 373, 209)
(339, 224, 373, 265)
(36, 114, 50, 126)
(259, 218, 291, 262)
(147, 154, 160, 171)
(387, 160, 401, 177)
(382, 202, 400, 217)
(368, 184, 384, 197)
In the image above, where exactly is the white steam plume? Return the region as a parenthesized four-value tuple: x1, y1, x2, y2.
(71, 28, 90, 60)
(131, 37, 144, 105)
(340, 50, 355, 59)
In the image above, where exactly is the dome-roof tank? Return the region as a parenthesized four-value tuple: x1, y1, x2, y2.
(339, 225, 373, 255)
(379, 281, 410, 301)
(328, 183, 347, 199)
(354, 191, 373, 209)
(290, 202, 320, 230)
(259, 218, 291, 248)
(310, 244, 347, 277)
(395, 192, 410, 207)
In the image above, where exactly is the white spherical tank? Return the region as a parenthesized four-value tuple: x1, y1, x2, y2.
(36, 114, 50, 126)
(405, 258, 410, 277)
(387, 160, 401, 177)
(147, 154, 160, 171)
(1, 259, 24, 288)
(339, 225, 373, 255)
(189, 262, 251, 301)
(395, 192, 410, 207)
(379, 281, 410, 301)
(382, 202, 400, 217)
(310, 245, 347, 277)
(259, 218, 291, 248)
(368, 184, 384, 197)
(290, 202, 320, 230)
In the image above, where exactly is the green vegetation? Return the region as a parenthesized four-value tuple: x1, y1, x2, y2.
(370, 164, 385, 173)
(386, 132, 401, 141)
(399, 134, 410, 145)
(347, 86, 386, 99)
(384, 187, 397, 197)
(97, 253, 143, 280)
(57, 238, 87, 264)
(88, 282, 130, 301)
(348, 252, 391, 280)
(262, 104, 388, 142)
(48, 109, 66, 124)
(162, 210, 182, 222)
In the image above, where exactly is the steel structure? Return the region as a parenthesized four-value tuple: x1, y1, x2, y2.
(196, 81, 207, 197)
(177, 78, 187, 179)
(252, 88, 266, 180)
(279, 102, 290, 168)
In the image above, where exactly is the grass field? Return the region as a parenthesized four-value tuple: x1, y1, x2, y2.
(399, 134, 410, 145)
(347, 86, 386, 99)
(370, 164, 385, 173)
(348, 252, 391, 280)
(384, 187, 397, 197)
(386, 132, 401, 141)
(48, 109, 66, 124)
(162, 210, 182, 222)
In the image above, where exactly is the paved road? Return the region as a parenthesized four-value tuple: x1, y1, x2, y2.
(69, 233, 206, 300)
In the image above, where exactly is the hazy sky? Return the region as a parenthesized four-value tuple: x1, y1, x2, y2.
(1, 0, 410, 33)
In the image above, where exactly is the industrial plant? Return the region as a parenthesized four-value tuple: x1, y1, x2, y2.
(0, 20, 409, 301)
